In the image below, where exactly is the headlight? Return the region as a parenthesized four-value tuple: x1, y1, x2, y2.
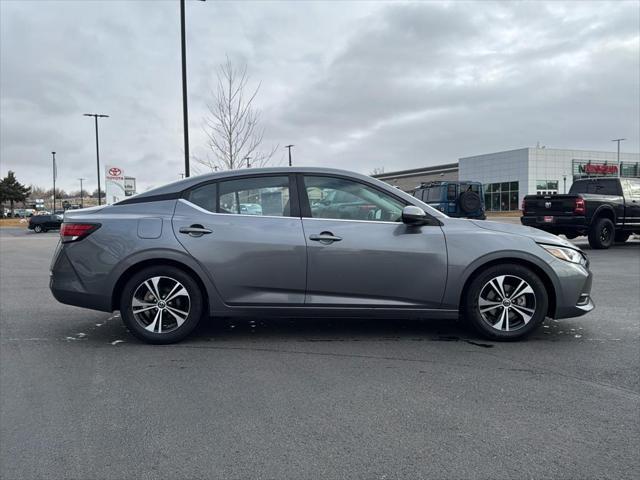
(539, 244, 586, 265)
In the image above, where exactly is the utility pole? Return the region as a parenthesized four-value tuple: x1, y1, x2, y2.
(179, 0, 206, 179)
(563, 175, 567, 194)
(78, 178, 85, 208)
(83, 113, 109, 205)
(611, 138, 625, 178)
(51, 151, 56, 212)
(285, 145, 294, 167)
(245, 156, 251, 168)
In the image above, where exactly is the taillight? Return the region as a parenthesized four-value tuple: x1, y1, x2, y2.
(521, 198, 526, 213)
(574, 198, 585, 215)
(60, 223, 100, 243)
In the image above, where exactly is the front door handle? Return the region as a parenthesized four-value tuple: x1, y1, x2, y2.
(309, 231, 342, 244)
(179, 225, 212, 237)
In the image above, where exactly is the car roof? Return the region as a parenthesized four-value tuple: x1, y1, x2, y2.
(119, 167, 390, 201)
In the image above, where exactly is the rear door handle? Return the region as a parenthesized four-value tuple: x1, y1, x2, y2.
(309, 232, 342, 244)
(179, 225, 212, 237)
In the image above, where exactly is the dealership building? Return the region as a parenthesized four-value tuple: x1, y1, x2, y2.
(373, 147, 640, 212)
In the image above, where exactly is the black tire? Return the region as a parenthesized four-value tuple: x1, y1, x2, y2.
(33, 225, 42, 233)
(463, 263, 548, 341)
(614, 231, 630, 243)
(119, 266, 204, 344)
(459, 191, 481, 214)
(588, 217, 614, 249)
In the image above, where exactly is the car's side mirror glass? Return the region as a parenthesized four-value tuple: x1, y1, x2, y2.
(402, 205, 429, 226)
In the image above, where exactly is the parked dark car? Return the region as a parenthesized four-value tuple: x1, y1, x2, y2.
(521, 178, 640, 249)
(50, 167, 594, 344)
(28, 214, 63, 233)
(412, 181, 486, 219)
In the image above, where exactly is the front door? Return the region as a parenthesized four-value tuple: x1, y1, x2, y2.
(173, 174, 307, 305)
(300, 175, 447, 308)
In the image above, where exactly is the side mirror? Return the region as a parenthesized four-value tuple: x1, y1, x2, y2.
(402, 205, 429, 226)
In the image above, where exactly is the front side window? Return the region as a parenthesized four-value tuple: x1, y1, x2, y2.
(304, 176, 405, 222)
(219, 176, 291, 216)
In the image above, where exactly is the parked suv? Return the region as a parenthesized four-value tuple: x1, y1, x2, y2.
(521, 177, 640, 249)
(28, 214, 63, 233)
(412, 181, 486, 219)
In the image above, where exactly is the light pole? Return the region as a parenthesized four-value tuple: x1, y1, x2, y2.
(285, 145, 294, 167)
(51, 151, 57, 212)
(78, 178, 85, 208)
(244, 156, 251, 168)
(611, 138, 625, 178)
(563, 175, 567, 194)
(83, 113, 109, 205)
(180, 0, 206, 179)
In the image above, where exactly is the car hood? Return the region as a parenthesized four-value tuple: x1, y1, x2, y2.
(469, 220, 577, 249)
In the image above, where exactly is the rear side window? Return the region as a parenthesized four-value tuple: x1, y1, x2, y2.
(623, 179, 640, 197)
(187, 183, 217, 212)
(218, 176, 291, 217)
(569, 180, 621, 195)
(425, 187, 442, 202)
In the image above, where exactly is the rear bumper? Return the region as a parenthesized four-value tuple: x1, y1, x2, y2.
(49, 248, 112, 312)
(521, 215, 588, 231)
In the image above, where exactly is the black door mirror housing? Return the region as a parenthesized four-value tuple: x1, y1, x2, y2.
(402, 205, 430, 226)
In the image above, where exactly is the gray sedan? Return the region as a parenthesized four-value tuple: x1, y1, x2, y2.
(50, 167, 594, 344)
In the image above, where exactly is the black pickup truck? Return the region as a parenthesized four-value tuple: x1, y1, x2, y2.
(521, 177, 640, 249)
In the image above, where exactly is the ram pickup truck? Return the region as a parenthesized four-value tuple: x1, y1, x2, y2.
(521, 177, 640, 249)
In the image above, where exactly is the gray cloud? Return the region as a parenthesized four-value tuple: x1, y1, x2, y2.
(1, 0, 638, 192)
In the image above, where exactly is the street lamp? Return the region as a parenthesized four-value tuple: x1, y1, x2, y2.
(51, 151, 57, 212)
(244, 156, 251, 168)
(611, 138, 626, 178)
(78, 178, 85, 208)
(180, 0, 206, 179)
(83, 113, 109, 205)
(285, 145, 294, 167)
(563, 175, 567, 194)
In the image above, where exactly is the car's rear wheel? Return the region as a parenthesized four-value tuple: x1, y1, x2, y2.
(463, 264, 548, 341)
(120, 266, 203, 344)
(588, 217, 614, 249)
(33, 225, 42, 233)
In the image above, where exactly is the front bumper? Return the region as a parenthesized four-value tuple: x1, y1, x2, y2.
(551, 259, 595, 319)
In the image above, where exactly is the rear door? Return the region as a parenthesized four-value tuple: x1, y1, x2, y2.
(173, 174, 307, 305)
(300, 174, 447, 308)
(622, 179, 640, 228)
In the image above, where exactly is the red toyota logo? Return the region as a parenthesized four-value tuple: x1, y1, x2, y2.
(108, 167, 122, 176)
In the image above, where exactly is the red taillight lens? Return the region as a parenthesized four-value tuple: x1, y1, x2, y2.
(574, 198, 585, 215)
(60, 223, 100, 243)
(521, 198, 526, 213)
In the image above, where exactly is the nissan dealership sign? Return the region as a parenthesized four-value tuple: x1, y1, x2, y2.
(105, 165, 126, 204)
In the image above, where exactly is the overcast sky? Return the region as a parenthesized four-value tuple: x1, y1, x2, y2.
(1, 0, 638, 193)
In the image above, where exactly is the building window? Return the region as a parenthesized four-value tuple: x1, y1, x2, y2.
(483, 181, 519, 212)
(536, 180, 559, 195)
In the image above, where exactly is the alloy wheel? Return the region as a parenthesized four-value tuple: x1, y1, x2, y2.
(131, 276, 191, 334)
(478, 275, 537, 332)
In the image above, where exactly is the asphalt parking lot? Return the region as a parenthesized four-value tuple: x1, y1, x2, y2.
(1, 226, 639, 480)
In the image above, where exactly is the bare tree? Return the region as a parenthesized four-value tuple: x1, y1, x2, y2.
(369, 167, 385, 176)
(196, 57, 278, 172)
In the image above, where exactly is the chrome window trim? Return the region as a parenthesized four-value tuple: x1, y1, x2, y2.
(178, 199, 295, 220)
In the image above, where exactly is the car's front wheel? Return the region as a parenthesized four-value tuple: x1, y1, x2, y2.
(463, 264, 548, 341)
(120, 266, 204, 344)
